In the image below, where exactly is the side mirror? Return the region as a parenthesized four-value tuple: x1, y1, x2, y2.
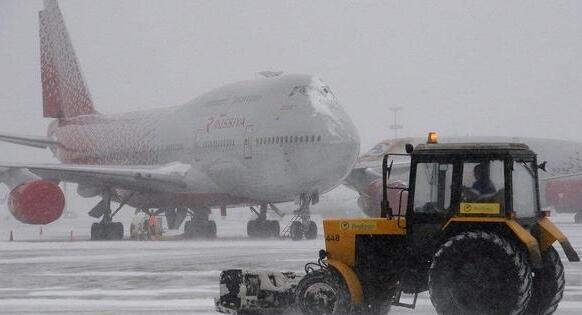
(381, 154, 394, 218)
(538, 161, 548, 172)
(405, 143, 414, 154)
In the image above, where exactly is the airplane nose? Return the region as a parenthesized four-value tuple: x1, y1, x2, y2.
(308, 94, 359, 148)
(308, 94, 360, 187)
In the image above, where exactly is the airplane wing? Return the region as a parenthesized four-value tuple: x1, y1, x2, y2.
(0, 132, 59, 149)
(0, 162, 197, 193)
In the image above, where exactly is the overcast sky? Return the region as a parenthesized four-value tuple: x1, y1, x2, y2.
(1, 0, 581, 163)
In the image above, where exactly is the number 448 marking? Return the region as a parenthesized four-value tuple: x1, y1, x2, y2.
(326, 234, 340, 242)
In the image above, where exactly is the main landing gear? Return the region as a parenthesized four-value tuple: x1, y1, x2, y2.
(89, 190, 129, 240)
(284, 194, 318, 241)
(247, 204, 281, 238)
(184, 208, 217, 239)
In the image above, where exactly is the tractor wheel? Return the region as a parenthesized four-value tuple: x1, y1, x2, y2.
(295, 269, 351, 315)
(428, 231, 532, 315)
(526, 246, 565, 315)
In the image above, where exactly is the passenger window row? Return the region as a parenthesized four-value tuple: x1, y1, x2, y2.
(200, 134, 322, 151)
(256, 135, 321, 145)
(202, 139, 236, 150)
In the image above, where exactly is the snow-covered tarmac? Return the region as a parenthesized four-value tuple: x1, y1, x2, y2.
(1, 210, 582, 314)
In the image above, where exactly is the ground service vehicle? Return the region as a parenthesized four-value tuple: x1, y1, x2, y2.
(215, 134, 580, 315)
(294, 134, 580, 315)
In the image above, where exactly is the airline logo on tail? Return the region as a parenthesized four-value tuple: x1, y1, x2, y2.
(39, 0, 96, 118)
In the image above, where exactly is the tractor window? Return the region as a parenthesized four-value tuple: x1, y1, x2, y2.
(413, 163, 453, 213)
(512, 162, 538, 217)
(461, 160, 505, 212)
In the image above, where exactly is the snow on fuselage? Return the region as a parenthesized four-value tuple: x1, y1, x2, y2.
(48, 74, 360, 209)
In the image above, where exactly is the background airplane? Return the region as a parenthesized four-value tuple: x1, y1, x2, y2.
(0, 0, 359, 240)
(345, 136, 582, 221)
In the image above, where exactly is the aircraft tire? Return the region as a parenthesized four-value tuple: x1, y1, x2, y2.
(429, 231, 532, 315)
(108, 222, 124, 240)
(269, 220, 280, 238)
(183, 221, 191, 239)
(186, 220, 216, 239)
(304, 221, 318, 240)
(207, 220, 217, 239)
(247, 220, 258, 238)
(129, 223, 136, 240)
(290, 221, 304, 241)
(91, 222, 104, 240)
(248, 220, 279, 238)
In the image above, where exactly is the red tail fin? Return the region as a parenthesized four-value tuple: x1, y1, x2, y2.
(39, 0, 96, 118)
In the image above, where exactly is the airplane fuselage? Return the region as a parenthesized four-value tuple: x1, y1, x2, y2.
(48, 74, 360, 210)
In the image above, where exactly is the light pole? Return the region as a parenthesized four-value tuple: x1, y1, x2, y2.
(389, 106, 403, 139)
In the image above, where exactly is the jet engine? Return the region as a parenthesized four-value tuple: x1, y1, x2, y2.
(8, 180, 65, 224)
(358, 178, 408, 217)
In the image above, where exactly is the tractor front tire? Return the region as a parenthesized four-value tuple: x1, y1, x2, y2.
(295, 269, 351, 315)
(526, 246, 565, 315)
(429, 231, 532, 315)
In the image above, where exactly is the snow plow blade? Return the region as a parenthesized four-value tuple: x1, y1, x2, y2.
(215, 269, 302, 314)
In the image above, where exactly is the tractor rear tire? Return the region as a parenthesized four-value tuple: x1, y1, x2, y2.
(526, 246, 565, 315)
(428, 231, 532, 315)
(295, 269, 351, 315)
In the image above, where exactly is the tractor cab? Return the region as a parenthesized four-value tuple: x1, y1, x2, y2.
(405, 142, 540, 221)
(399, 142, 543, 254)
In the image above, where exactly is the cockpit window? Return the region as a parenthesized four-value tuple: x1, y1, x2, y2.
(289, 85, 334, 97)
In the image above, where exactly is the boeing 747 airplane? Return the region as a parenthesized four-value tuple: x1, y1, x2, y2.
(0, 0, 360, 240)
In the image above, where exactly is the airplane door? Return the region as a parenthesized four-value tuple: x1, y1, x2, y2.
(244, 125, 254, 159)
(193, 129, 204, 162)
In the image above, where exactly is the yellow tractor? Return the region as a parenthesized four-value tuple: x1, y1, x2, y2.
(295, 134, 580, 315)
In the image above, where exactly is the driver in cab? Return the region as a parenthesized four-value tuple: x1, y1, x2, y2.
(462, 163, 498, 202)
(472, 163, 495, 195)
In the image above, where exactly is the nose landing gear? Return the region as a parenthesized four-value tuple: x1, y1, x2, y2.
(284, 193, 318, 241)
